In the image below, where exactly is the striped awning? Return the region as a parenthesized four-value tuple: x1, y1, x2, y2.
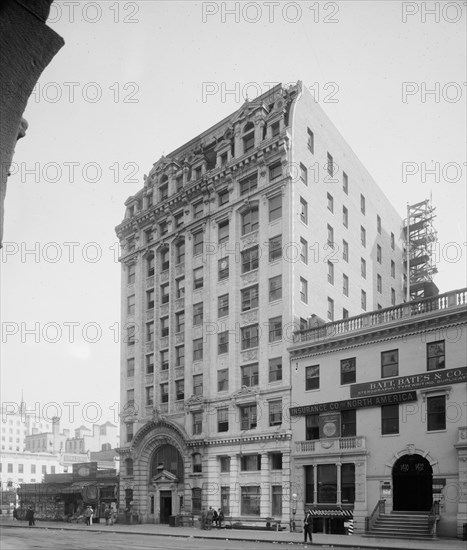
(308, 508, 353, 517)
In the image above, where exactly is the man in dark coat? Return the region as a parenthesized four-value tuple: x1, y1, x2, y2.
(25, 506, 35, 526)
(303, 509, 313, 543)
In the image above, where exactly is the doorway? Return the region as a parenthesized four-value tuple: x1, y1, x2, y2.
(392, 454, 433, 511)
(159, 491, 172, 523)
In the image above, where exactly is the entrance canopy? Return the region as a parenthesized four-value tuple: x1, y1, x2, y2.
(307, 507, 353, 517)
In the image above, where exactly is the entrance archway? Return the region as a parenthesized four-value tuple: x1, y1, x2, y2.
(392, 454, 432, 511)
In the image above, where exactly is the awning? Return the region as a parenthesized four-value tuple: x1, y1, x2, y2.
(308, 508, 353, 517)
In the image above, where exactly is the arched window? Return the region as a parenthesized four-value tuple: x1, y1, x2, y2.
(241, 205, 259, 235)
(150, 444, 184, 482)
(192, 453, 202, 473)
(125, 458, 133, 476)
(243, 122, 255, 153)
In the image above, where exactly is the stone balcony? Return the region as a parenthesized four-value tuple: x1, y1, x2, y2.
(294, 436, 366, 455)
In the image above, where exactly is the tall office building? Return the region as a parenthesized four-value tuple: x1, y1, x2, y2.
(115, 81, 406, 523)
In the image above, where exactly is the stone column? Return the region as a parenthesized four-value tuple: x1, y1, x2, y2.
(454, 426, 467, 539)
(336, 462, 342, 504)
(231, 454, 240, 516)
(260, 452, 270, 516)
(282, 450, 291, 522)
(353, 458, 368, 534)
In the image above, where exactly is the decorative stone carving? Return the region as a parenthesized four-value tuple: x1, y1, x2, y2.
(160, 336, 169, 349)
(146, 309, 154, 321)
(241, 310, 258, 324)
(146, 276, 154, 289)
(241, 231, 258, 247)
(174, 367, 185, 379)
(175, 264, 185, 277)
(231, 386, 258, 401)
(175, 298, 184, 311)
(160, 304, 169, 316)
(406, 443, 415, 455)
(175, 333, 184, 345)
(160, 370, 169, 382)
(241, 271, 258, 285)
(145, 342, 154, 354)
(241, 350, 258, 361)
(160, 270, 170, 283)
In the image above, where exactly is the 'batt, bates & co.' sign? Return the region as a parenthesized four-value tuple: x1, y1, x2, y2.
(350, 366, 467, 398)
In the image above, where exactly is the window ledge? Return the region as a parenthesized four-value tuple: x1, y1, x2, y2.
(421, 386, 451, 401)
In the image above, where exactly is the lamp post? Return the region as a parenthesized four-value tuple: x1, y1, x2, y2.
(291, 493, 297, 532)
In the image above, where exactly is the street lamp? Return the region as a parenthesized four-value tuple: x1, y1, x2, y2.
(291, 493, 297, 531)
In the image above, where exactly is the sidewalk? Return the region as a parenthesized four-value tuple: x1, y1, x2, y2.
(0, 516, 465, 549)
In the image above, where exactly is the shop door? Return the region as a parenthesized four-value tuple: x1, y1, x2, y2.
(160, 491, 172, 524)
(392, 454, 432, 511)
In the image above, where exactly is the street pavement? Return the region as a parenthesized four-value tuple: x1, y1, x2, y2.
(0, 516, 465, 550)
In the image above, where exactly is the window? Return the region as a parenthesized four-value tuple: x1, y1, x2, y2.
(377, 274, 382, 293)
(243, 123, 255, 153)
(145, 227, 154, 243)
(305, 365, 320, 390)
(391, 260, 395, 278)
(391, 288, 396, 306)
(193, 374, 203, 396)
(241, 246, 259, 273)
(343, 274, 349, 297)
(192, 487, 202, 513)
(218, 189, 229, 206)
(126, 389, 135, 406)
(218, 368, 229, 392)
(377, 215, 382, 234)
(241, 363, 259, 386)
(160, 284, 169, 304)
(341, 463, 356, 503)
(307, 128, 314, 153)
(175, 311, 185, 333)
(377, 244, 382, 263)
(427, 341, 445, 371)
(341, 409, 356, 437)
(269, 357, 282, 382)
(159, 220, 168, 236)
(360, 226, 366, 247)
(160, 182, 168, 201)
(361, 258, 366, 279)
(327, 193, 334, 212)
(146, 354, 154, 374)
(240, 404, 257, 430)
(220, 152, 228, 166)
(218, 294, 229, 317)
(175, 176, 184, 192)
(343, 240, 349, 262)
(300, 277, 308, 303)
(147, 289, 155, 309)
(241, 485, 261, 516)
(269, 235, 282, 261)
(269, 275, 282, 301)
(241, 205, 259, 235)
(218, 408, 229, 432)
(42, 465, 47, 474)
(240, 172, 258, 195)
(343, 172, 348, 194)
(147, 321, 155, 342)
(318, 464, 337, 503)
(300, 237, 308, 264)
(193, 302, 203, 326)
(241, 285, 259, 311)
(8, 463, 13, 473)
(127, 358, 135, 378)
(241, 454, 261, 471)
(160, 247, 170, 271)
(175, 345, 184, 367)
(360, 194, 366, 214)
(146, 385, 154, 406)
(160, 317, 168, 338)
(327, 297, 334, 321)
(381, 404, 399, 435)
(300, 197, 308, 224)
(193, 200, 203, 218)
(361, 289, 367, 311)
(391, 232, 395, 250)
(342, 206, 348, 227)
(193, 231, 203, 256)
(160, 349, 169, 371)
(193, 267, 204, 290)
(192, 412, 203, 435)
(31, 464, 36, 474)
(193, 338, 203, 361)
(126, 423, 134, 443)
(381, 349, 398, 378)
(218, 220, 229, 245)
(218, 331, 229, 354)
(218, 257, 229, 280)
(300, 163, 308, 185)
(271, 121, 280, 137)
(176, 277, 185, 298)
(327, 224, 334, 247)
(427, 395, 446, 431)
(269, 161, 282, 180)
(341, 358, 356, 384)
(327, 152, 334, 176)
(268, 195, 282, 221)
(220, 456, 231, 472)
(269, 401, 282, 426)
(327, 261, 334, 285)
(160, 383, 169, 403)
(175, 241, 185, 264)
(306, 414, 319, 440)
(127, 295, 135, 315)
(127, 263, 136, 284)
(269, 316, 282, 342)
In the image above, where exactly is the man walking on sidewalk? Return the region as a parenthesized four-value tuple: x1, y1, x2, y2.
(303, 509, 313, 544)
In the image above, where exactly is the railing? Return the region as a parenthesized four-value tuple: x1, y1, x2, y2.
(295, 436, 365, 454)
(294, 288, 467, 344)
(365, 499, 385, 532)
(428, 500, 440, 536)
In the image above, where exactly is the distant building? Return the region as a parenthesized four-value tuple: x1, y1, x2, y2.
(1, 403, 53, 452)
(0, 449, 64, 489)
(25, 416, 70, 454)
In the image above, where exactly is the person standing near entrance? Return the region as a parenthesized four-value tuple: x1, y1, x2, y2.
(25, 506, 35, 527)
(303, 509, 313, 544)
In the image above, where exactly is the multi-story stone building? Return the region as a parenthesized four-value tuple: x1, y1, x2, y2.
(115, 81, 407, 524)
(289, 287, 466, 538)
(1, 403, 53, 452)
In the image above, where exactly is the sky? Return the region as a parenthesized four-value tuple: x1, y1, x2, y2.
(1, 0, 466, 430)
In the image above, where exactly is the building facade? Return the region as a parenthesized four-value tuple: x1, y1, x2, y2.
(115, 81, 407, 524)
(289, 288, 466, 538)
(1, 404, 52, 452)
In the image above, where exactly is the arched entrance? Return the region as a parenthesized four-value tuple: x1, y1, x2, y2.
(392, 454, 433, 511)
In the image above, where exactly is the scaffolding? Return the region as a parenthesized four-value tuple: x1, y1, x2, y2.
(404, 199, 438, 301)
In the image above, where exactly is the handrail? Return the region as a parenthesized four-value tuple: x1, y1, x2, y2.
(365, 499, 385, 532)
(428, 500, 439, 536)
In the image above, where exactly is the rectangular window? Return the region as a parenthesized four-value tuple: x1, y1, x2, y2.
(300, 277, 308, 303)
(391, 287, 396, 306)
(241, 246, 259, 273)
(377, 215, 382, 234)
(391, 232, 395, 250)
(145, 228, 153, 243)
(175, 379, 184, 401)
(193, 200, 203, 217)
(381, 349, 399, 378)
(305, 365, 320, 390)
(343, 171, 348, 194)
(161, 248, 170, 271)
(360, 194, 366, 214)
(269, 401, 282, 427)
(175, 311, 185, 333)
(240, 404, 257, 430)
(221, 486, 230, 515)
(318, 464, 337, 503)
(241, 206, 259, 235)
(241, 285, 259, 311)
(218, 368, 229, 392)
(218, 294, 229, 317)
(427, 395, 446, 431)
(381, 404, 399, 435)
(269, 275, 282, 301)
(31, 464, 36, 474)
(176, 277, 185, 299)
(269, 235, 282, 261)
(269, 162, 282, 180)
(126, 423, 134, 443)
(160, 317, 168, 338)
(269, 357, 282, 382)
(271, 486, 282, 517)
(160, 184, 168, 200)
(327, 261, 334, 285)
(377, 244, 382, 263)
(361, 258, 366, 279)
(176, 241, 185, 264)
(327, 193, 334, 212)
(193, 374, 203, 396)
(300, 197, 308, 224)
(160, 383, 169, 404)
(127, 295, 135, 315)
(241, 363, 259, 387)
(341, 358, 356, 384)
(343, 240, 349, 262)
(361, 226, 366, 247)
(147, 289, 155, 310)
(147, 321, 155, 341)
(361, 289, 367, 311)
(327, 297, 334, 321)
(271, 121, 280, 137)
(327, 224, 334, 247)
(193, 338, 203, 361)
(306, 414, 319, 440)
(241, 454, 261, 471)
(343, 308, 349, 319)
(18, 464, 24, 474)
(192, 412, 202, 435)
(268, 316, 282, 342)
(341, 463, 356, 504)
(127, 263, 136, 284)
(175, 345, 184, 367)
(241, 486, 261, 516)
(343, 274, 349, 297)
(146, 354, 154, 374)
(193, 267, 203, 290)
(127, 358, 135, 378)
(127, 389, 135, 406)
(268, 194, 282, 221)
(218, 220, 229, 245)
(300, 237, 308, 264)
(218, 408, 229, 432)
(218, 257, 229, 280)
(243, 132, 255, 154)
(159, 221, 168, 236)
(307, 128, 314, 153)
(160, 284, 169, 304)
(218, 331, 229, 354)
(220, 457, 230, 473)
(327, 152, 334, 176)
(146, 385, 154, 406)
(391, 260, 396, 278)
(342, 205, 348, 228)
(218, 189, 229, 206)
(341, 409, 356, 437)
(240, 172, 258, 195)
(300, 163, 308, 185)
(427, 341, 445, 371)
(377, 274, 382, 293)
(160, 349, 169, 371)
(175, 176, 184, 192)
(193, 231, 203, 256)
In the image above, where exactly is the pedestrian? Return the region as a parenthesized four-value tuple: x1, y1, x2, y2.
(303, 509, 313, 544)
(104, 506, 111, 525)
(84, 505, 93, 526)
(217, 508, 224, 529)
(12, 507, 19, 521)
(212, 507, 218, 527)
(200, 508, 207, 530)
(26, 506, 35, 527)
(206, 506, 214, 530)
